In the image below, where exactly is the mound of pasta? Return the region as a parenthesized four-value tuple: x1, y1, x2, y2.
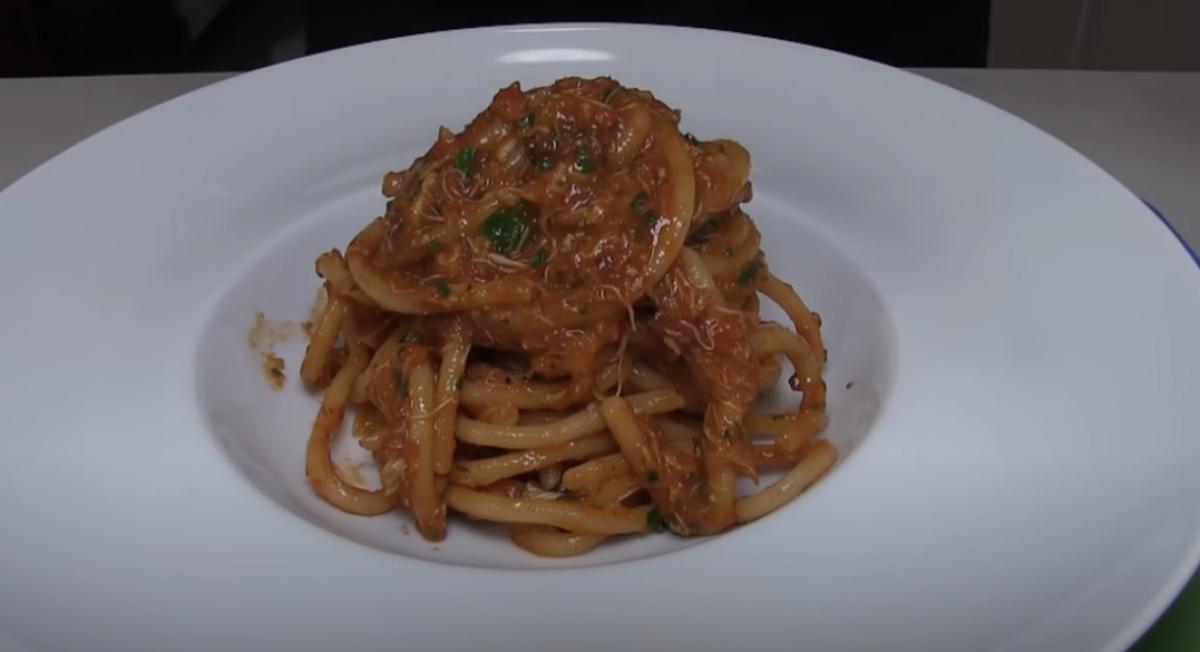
(301, 76, 835, 556)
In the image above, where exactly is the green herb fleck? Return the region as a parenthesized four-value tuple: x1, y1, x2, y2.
(424, 526, 441, 540)
(736, 263, 758, 287)
(530, 246, 548, 268)
(426, 240, 443, 253)
(647, 506, 668, 533)
(480, 200, 535, 255)
(685, 132, 701, 146)
(602, 86, 618, 104)
(688, 219, 717, 244)
(434, 279, 451, 298)
(647, 470, 660, 483)
(394, 371, 409, 397)
(401, 331, 420, 345)
(518, 113, 535, 129)
(536, 156, 554, 170)
(454, 146, 477, 176)
(631, 191, 649, 212)
(574, 143, 596, 172)
(632, 192, 659, 224)
(455, 378, 465, 390)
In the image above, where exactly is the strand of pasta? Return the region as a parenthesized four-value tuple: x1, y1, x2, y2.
(345, 218, 430, 314)
(460, 376, 569, 409)
(432, 318, 470, 474)
(537, 464, 563, 490)
(304, 343, 393, 515)
(300, 295, 347, 385)
(744, 411, 826, 453)
(698, 210, 761, 277)
(586, 474, 640, 506)
(351, 327, 407, 404)
(642, 118, 695, 287)
(734, 439, 837, 523)
(509, 438, 646, 556)
(561, 453, 629, 493)
(761, 272, 826, 365)
(750, 324, 827, 410)
(628, 361, 706, 413)
(509, 525, 606, 557)
(454, 389, 683, 449)
(446, 485, 650, 534)
(405, 358, 444, 538)
(449, 434, 616, 488)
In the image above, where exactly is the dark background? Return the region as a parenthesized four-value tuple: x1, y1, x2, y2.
(2, 0, 991, 77)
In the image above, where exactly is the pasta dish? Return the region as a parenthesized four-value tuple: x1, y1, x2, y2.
(300, 77, 836, 556)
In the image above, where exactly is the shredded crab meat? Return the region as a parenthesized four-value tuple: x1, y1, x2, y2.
(485, 253, 529, 270)
(300, 76, 833, 551)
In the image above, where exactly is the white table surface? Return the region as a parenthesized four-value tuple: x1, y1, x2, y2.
(2, 69, 1197, 252)
(1, 67, 1198, 650)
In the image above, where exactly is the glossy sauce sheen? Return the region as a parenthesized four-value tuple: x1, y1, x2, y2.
(365, 78, 747, 359)
(307, 76, 831, 545)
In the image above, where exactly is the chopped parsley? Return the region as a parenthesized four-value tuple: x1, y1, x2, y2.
(480, 200, 535, 255)
(424, 526, 442, 540)
(426, 240, 443, 253)
(685, 132, 701, 146)
(574, 143, 596, 172)
(455, 378, 464, 390)
(631, 191, 649, 212)
(688, 219, 717, 244)
(736, 263, 758, 287)
(536, 156, 554, 170)
(434, 279, 451, 298)
(647, 470, 660, 483)
(530, 246, 548, 268)
(401, 331, 420, 345)
(453, 146, 477, 176)
(518, 113, 535, 129)
(631, 191, 659, 224)
(646, 506, 668, 533)
(394, 371, 409, 397)
(602, 86, 618, 104)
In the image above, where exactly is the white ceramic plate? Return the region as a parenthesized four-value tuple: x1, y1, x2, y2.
(2, 24, 1199, 652)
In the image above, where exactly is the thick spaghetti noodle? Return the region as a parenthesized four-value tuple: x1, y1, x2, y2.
(300, 77, 836, 555)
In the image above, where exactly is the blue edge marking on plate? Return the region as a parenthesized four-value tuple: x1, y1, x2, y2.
(1144, 199, 1200, 266)
(1134, 198, 1200, 651)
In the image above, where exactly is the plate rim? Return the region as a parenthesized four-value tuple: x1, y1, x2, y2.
(2, 21, 1199, 652)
